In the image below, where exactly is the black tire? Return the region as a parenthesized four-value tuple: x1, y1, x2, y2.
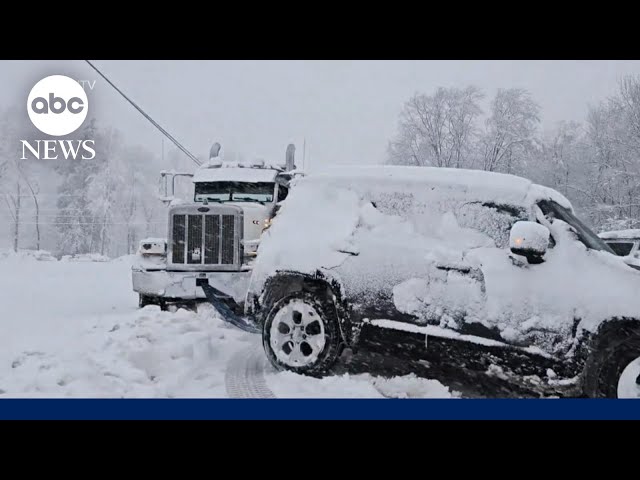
(582, 320, 640, 398)
(139, 294, 154, 308)
(262, 291, 342, 376)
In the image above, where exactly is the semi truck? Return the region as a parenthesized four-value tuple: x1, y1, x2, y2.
(131, 142, 299, 317)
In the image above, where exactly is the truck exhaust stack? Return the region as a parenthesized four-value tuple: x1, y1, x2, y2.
(285, 144, 296, 171)
(209, 142, 222, 160)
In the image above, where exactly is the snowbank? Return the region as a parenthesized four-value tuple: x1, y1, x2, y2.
(60, 253, 111, 262)
(0, 249, 57, 262)
(0, 254, 455, 398)
(267, 371, 456, 398)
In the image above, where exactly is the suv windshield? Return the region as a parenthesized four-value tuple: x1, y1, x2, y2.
(537, 200, 615, 254)
(194, 182, 275, 204)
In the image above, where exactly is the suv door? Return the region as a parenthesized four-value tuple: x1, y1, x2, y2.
(339, 201, 514, 331)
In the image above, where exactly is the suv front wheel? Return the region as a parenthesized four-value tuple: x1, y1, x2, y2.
(583, 320, 640, 398)
(262, 291, 342, 376)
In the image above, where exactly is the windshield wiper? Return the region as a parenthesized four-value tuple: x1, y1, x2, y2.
(233, 196, 266, 205)
(199, 197, 225, 203)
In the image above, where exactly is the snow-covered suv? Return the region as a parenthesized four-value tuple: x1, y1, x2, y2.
(246, 166, 640, 398)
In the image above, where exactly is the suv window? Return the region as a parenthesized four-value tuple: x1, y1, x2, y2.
(456, 202, 528, 248)
(537, 200, 615, 254)
(606, 241, 635, 257)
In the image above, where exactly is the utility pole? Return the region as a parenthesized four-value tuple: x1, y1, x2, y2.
(303, 137, 306, 171)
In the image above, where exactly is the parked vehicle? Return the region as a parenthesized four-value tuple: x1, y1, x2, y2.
(599, 229, 640, 269)
(239, 166, 640, 398)
(131, 143, 299, 312)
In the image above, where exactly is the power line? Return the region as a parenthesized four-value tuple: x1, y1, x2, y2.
(84, 60, 202, 167)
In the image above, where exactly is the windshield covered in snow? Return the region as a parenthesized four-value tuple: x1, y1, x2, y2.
(538, 200, 615, 254)
(194, 181, 275, 204)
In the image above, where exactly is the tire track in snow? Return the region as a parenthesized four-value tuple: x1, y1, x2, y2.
(225, 340, 277, 398)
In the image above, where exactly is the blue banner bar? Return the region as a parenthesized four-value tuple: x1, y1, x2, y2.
(0, 399, 639, 420)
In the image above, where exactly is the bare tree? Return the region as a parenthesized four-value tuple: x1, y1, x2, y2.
(447, 87, 484, 168)
(388, 87, 483, 168)
(22, 178, 40, 250)
(481, 88, 540, 173)
(3, 181, 20, 252)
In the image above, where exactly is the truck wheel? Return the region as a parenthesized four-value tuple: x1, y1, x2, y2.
(583, 321, 640, 398)
(139, 294, 155, 308)
(262, 291, 342, 376)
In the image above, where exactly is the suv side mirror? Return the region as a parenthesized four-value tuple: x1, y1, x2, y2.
(509, 221, 550, 264)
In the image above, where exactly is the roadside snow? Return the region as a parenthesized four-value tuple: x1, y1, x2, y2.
(0, 253, 453, 398)
(266, 372, 455, 398)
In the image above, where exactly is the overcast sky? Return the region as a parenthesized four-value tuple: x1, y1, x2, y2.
(3, 60, 640, 171)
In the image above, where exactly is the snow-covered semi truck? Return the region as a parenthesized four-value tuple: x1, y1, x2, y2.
(131, 143, 298, 312)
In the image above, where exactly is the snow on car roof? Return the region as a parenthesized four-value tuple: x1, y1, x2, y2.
(192, 164, 280, 183)
(302, 165, 573, 211)
(598, 229, 640, 240)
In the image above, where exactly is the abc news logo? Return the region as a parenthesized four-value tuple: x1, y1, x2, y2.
(21, 75, 95, 160)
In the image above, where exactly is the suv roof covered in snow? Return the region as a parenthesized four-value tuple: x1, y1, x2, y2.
(302, 166, 573, 211)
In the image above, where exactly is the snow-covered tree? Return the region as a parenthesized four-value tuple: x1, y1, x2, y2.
(387, 86, 483, 168)
(55, 118, 101, 255)
(480, 88, 540, 173)
(0, 106, 42, 252)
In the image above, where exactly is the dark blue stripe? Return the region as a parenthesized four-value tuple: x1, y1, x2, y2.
(0, 399, 639, 420)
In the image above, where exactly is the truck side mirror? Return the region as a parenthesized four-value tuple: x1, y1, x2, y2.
(509, 221, 550, 264)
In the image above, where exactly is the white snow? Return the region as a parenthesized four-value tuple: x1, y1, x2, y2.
(599, 229, 640, 240)
(466, 220, 640, 345)
(267, 371, 456, 398)
(509, 221, 549, 254)
(307, 165, 573, 211)
(251, 165, 569, 297)
(368, 319, 508, 349)
(0, 252, 452, 398)
(60, 253, 111, 262)
(192, 164, 280, 183)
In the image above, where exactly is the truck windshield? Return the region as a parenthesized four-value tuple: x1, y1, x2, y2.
(537, 200, 615, 254)
(194, 182, 275, 204)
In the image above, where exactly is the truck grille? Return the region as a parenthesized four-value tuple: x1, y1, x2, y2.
(169, 206, 243, 270)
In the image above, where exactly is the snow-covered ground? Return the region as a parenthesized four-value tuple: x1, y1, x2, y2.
(0, 252, 455, 398)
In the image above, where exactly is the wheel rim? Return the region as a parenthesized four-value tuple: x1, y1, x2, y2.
(617, 356, 640, 398)
(269, 299, 326, 368)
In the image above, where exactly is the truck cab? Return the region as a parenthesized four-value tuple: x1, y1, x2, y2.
(191, 160, 289, 257)
(131, 143, 298, 310)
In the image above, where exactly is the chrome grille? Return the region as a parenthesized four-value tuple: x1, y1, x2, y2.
(169, 205, 243, 271)
(221, 214, 235, 264)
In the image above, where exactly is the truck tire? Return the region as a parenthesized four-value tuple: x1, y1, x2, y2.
(139, 294, 154, 308)
(262, 291, 342, 376)
(582, 320, 640, 398)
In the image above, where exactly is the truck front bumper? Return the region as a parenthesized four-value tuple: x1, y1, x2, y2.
(132, 268, 252, 305)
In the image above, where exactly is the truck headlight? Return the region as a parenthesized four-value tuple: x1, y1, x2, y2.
(138, 239, 167, 256)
